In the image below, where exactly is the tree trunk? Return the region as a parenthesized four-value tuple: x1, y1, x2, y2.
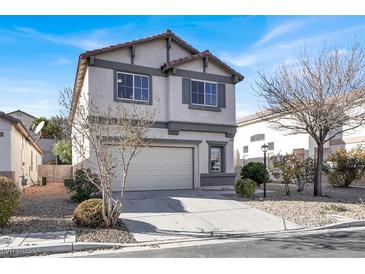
(314, 142, 324, 196)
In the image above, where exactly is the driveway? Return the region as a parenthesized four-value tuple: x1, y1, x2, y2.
(118, 189, 301, 243)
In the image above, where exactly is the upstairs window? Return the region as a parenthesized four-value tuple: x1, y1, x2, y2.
(250, 134, 265, 142)
(243, 146, 249, 153)
(117, 72, 149, 102)
(191, 80, 217, 107)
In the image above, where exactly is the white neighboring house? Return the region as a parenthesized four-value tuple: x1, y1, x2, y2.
(70, 30, 244, 191)
(0, 111, 43, 187)
(234, 109, 365, 171)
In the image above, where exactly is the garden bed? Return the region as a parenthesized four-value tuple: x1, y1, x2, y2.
(245, 183, 365, 227)
(0, 183, 135, 243)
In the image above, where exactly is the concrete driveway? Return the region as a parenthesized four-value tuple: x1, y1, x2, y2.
(118, 189, 301, 243)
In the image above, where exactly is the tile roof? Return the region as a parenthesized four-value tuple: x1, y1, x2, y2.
(161, 50, 244, 81)
(80, 29, 199, 59)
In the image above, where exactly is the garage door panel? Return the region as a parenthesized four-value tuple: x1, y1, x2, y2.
(112, 146, 193, 191)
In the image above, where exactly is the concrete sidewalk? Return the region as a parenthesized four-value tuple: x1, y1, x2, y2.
(121, 189, 302, 243)
(0, 231, 76, 249)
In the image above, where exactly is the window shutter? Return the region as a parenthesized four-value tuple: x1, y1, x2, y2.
(182, 78, 191, 104)
(218, 83, 226, 108)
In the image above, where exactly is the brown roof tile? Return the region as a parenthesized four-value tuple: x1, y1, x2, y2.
(162, 50, 244, 81)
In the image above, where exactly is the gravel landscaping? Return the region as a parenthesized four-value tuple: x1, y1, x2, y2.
(0, 183, 135, 243)
(245, 183, 365, 227)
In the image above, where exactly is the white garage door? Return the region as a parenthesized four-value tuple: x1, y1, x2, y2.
(112, 146, 193, 191)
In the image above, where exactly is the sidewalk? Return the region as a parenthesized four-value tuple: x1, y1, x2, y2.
(0, 231, 76, 249)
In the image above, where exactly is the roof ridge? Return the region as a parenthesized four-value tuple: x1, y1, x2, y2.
(80, 29, 200, 59)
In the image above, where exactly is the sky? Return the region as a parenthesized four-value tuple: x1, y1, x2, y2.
(0, 15, 365, 119)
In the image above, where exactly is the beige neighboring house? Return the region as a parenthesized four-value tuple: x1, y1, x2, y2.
(7, 109, 57, 164)
(0, 111, 43, 187)
(70, 30, 244, 191)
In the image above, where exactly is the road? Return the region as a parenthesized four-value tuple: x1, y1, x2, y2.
(79, 228, 365, 258)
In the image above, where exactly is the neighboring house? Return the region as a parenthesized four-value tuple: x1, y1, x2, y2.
(0, 111, 43, 187)
(70, 30, 244, 191)
(234, 109, 365, 170)
(7, 109, 36, 131)
(7, 110, 57, 164)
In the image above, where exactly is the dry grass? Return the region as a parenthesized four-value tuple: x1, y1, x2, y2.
(246, 183, 365, 227)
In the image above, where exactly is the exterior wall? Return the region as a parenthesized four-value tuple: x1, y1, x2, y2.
(38, 165, 73, 183)
(0, 119, 12, 177)
(10, 126, 42, 187)
(72, 67, 90, 168)
(38, 139, 57, 164)
(168, 75, 235, 124)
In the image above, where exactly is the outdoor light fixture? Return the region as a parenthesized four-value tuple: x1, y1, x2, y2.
(261, 143, 269, 198)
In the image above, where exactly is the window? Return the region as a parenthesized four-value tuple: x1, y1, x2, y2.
(250, 134, 265, 142)
(210, 146, 222, 172)
(117, 72, 149, 102)
(268, 142, 274, 151)
(0, 132, 4, 137)
(191, 80, 217, 106)
(243, 146, 248, 154)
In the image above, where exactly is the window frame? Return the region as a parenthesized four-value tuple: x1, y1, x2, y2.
(243, 145, 249, 154)
(116, 71, 150, 103)
(190, 79, 218, 107)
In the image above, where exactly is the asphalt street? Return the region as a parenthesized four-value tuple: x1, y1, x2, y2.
(80, 228, 365, 258)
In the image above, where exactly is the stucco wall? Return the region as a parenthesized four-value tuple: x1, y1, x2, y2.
(0, 119, 12, 172)
(10, 126, 42, 186)
(234, 120, 312, 167)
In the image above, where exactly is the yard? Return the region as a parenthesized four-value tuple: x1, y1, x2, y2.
(245, 182, 365, 227)
(0, 183, 135, 243)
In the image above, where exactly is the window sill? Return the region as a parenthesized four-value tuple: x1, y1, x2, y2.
(114, 98, 152, 105)
(188, 105, 221, 112)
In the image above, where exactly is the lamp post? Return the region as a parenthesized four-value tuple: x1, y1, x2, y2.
(261, 143, 268, 198)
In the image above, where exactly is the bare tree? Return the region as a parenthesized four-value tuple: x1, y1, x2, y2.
(59, 87, 159, 226)
(255, 42, 365, 196)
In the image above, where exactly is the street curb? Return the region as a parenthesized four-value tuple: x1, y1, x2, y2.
(313, 220, 365, 230)
(0, 242, 123, 258)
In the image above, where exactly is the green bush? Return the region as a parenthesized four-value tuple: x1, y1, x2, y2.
(323, 147, 365, 187)
(64, 169, 100, 202)
(240, 162, 268, 186)
(235, 178, 256, 198)
(73, 198, 104, 228)
(0, 176, 21, 226)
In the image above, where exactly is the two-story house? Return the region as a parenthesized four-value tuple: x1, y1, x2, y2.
(70, 30, 244, 191)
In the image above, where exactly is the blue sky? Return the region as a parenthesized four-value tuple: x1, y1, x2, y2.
(0, 15, 364, 119)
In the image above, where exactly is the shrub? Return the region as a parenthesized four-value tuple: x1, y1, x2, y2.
(293, 158, 315, 192)
(235, 178, 256, 198)
(240, 162, 268, 186)
(64, 169, 100, 202)
(73, 198, 104, 228)
(323, 147, 365, 187)
(0, 176, 21, 226)
(270, 153, 297, 195)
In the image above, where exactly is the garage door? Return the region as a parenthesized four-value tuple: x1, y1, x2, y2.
(112, 146, 193, 191)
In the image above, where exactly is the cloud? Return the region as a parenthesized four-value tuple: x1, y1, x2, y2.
(52, 57, 71, 65)
(14, 26, 110, 50)
(256, 20, 306, 46)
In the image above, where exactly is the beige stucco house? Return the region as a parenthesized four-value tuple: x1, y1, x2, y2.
(70, 30, 244, 191)
(0, 111, 43, 187)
